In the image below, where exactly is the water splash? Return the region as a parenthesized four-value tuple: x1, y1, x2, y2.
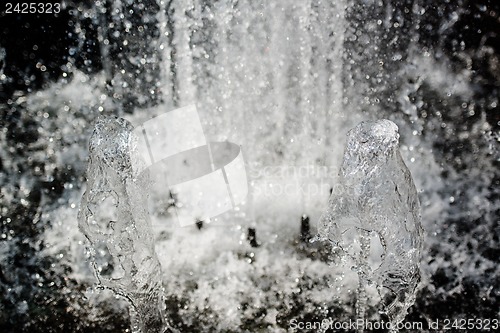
(77, 116, 170, 333)
(2, 0, 498, 331)
(317, 119, 423, 330)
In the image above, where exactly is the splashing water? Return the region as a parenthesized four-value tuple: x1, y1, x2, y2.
(317, 119, 423, 331)
(77, 116, 170, 333)
(1, 0, 499, 331)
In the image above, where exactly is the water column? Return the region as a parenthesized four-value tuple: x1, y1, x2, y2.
(78, 117, 172, 333)
(317, 120, 423, 332)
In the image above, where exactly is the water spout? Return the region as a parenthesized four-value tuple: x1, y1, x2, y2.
(317, 119, 423, 331)
(78, 116, 171, 333)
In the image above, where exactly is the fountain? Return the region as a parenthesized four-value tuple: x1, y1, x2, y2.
(0, 0, 498, 332)
(316, 119, 423, 331)
(78, 116, 171, 333)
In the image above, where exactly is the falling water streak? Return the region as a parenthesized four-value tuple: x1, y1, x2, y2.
(171, 0, 196, 106)
(95, 1, 112, 89)
(355, 229, 370, 333)
(175, 1, 344, 153)
(157, 0, 174, 103)
(0, 46, 5, 78)
(134, 0, 347, 227)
